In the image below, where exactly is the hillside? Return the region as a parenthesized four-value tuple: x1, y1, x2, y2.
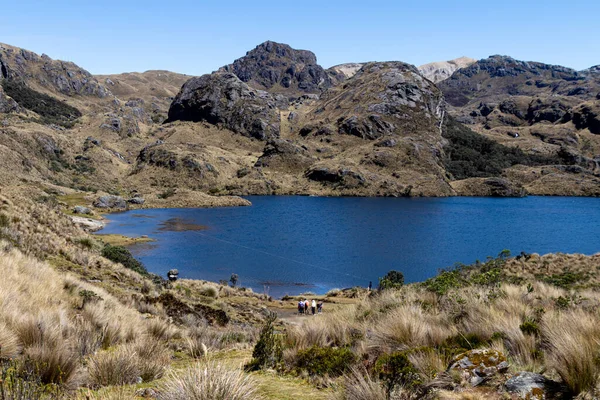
(0, 41, 599, 221)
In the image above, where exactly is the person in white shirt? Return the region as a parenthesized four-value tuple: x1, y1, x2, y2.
(311, 299, 317, 315)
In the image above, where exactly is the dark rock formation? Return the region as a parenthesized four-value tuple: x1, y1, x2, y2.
(220, 41, 336, 95)
(305, 166, 366, 188)
(570, 103, 600, 134)
(93, 195, 127, 210)
(483, 177, 527, 197)
(167, 72, 281, 140)
(255, 139, 313, 170)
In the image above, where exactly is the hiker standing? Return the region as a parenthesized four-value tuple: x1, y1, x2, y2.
(298, 300, 304, 315)
(304, 299, 309, 315)
(311, 299, 316, 315)
(368, 281, 372, 291)
(317, 301, 323, 314)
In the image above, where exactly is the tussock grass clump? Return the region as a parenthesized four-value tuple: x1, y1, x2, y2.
(332, 368, 387, 400)
(543, 310, 600, 395)
(198, 285, 219, 298)
(24, 343, 80, 387)
(157, 361, 263, 400)
(86, 347, 140, 388)
(0, 325, 21, 359)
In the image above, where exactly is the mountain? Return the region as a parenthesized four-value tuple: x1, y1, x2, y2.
(418, 56, 476, 83)
(1, 41, 600, 204)
(219, 41, 339, 96)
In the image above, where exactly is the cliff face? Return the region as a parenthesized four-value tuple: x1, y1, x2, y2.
(167, 72, 283, 140)
(418, 56, 476, 83)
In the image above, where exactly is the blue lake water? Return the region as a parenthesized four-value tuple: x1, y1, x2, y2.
(100, 196, 600, 297)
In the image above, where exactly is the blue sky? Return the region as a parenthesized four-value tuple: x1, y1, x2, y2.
(1, 0, 598, 75)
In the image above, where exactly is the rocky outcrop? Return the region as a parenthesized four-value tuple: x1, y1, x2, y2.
(93, 195, 127, 210)
(439, 55, 594, 108)
(255, 139, 314, 171)
(220, 41, 336, 95)
(167, 73, 281, 140)
(0, 42, 109, 98)
(305, 62, 446, 141)
(71, 216, 105, 232)
(570, 102, 600, 134)
(448, 349, 509, 386)
(305, 166, 366, 189)
(504, 372, 565, 400)
(418, 56, 475, 83)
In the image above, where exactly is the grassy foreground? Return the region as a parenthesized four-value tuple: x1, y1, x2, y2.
(1, 190, 600, 399)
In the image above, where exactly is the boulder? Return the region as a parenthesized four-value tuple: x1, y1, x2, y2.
(71, 216, 105, 232)
(504, 372, 549, 399)
(128, 197, 145, 205)
(255, 139, 313, 170)
(73, 205, 92, 215)
(448, 349, 509, 386)
(167, 72, 281, 140)
(93, 195, 127, 210)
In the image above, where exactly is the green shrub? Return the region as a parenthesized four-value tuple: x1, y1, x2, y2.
(541, 271, 586, 289)
(101, 244, 148, 276)
(246, 312, 283, 371)
(2, 79, 82, 128)
(378, 270, 404, 290)
(295, 346, 356, 377)
(423, 269, 467, 296)
(374, 352, 420, 397)
(519, 319, 540, 336)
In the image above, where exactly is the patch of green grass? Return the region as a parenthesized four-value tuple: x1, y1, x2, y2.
(101, 244, 148, 276)
(295, 346, 356, 377)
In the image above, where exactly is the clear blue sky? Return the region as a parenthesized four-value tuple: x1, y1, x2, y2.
(1, 0, 598, 75)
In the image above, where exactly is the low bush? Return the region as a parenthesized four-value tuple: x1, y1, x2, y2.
(541, 271, 586, 289)
(295, 346, 356, 377)
(157, 361, 262, 400)
(101, 244, 148, 276)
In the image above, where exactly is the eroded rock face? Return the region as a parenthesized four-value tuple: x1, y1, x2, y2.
(305, 166, 367, 189)
(448, 349, 509, 386)
(220, 41, 336, 95)
(167, 73, 281, 140)
(0, 42, 109, 98)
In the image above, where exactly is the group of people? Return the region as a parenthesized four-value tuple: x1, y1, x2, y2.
(298, 299, 323, 315)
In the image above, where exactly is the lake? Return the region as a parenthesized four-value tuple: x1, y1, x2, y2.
(100, 196, 600, 297)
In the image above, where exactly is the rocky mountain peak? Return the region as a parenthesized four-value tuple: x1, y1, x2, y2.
(219, 41, 336, 95)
